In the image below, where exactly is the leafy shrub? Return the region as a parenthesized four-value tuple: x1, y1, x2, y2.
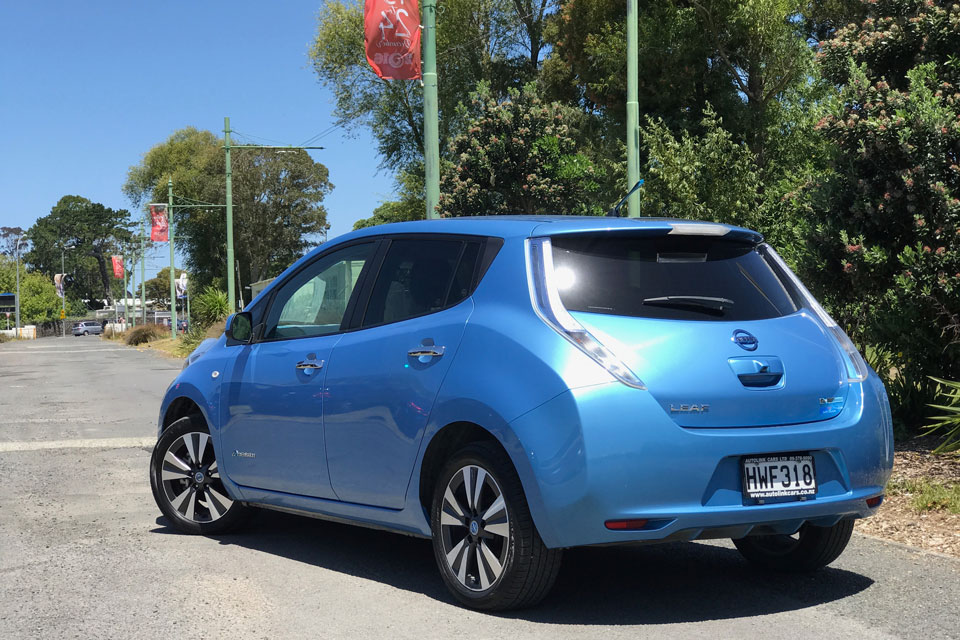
(811, 1, 960, 433)
(0, 333, 9, 343)
(125, 323, 167, 346)
(194, 287, 230, 327)
(925, 377, 960, 453)
(177, 325, 208, 356)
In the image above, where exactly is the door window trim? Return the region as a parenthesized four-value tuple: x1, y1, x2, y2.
(256, 239, 379, 344)
(350, 233, 495, 331)
(255, 233, 502, 342)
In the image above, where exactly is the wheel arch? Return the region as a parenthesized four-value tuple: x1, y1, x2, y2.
(161, 396, 205, 432)
(418, 421, 505, 514)
(414, 417, 557, 546)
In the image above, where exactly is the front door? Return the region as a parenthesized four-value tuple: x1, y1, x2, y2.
(220, 242, 375, 498)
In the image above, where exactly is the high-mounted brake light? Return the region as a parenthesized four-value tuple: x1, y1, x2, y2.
(763, 245, 869, 382)
(526, 238, 646, 390)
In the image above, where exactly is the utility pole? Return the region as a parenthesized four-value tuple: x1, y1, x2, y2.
(168, 179, 177, 340)
(626, 0, 640, 218)
(222, 117, 325, 312)
(140, 216, 146, 325)
(224, 116, 236, 313)
(123, 253, 129, 327)
(60, 248, 66, 338)
(14, 232, 25, 338)
(128, 248, 135, 328)
(422, 0, 440, 219)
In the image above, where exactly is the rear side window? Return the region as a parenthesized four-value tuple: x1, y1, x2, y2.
(362, 238, 480, 327)
(550, 234, 799, 321)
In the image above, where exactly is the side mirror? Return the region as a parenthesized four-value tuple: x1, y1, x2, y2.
(225, 312, 253, 344)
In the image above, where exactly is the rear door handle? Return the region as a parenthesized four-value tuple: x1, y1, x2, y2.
(407, 346, 445, 358)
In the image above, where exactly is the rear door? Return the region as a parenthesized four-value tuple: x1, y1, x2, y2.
(323, 237, 482, 508)
(549, 233, 848, 427)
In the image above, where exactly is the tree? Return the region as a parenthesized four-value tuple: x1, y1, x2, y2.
(309, 0, 553, 173)
(25, 196, 132, 307)
(123, 127, 333, 294)
(0, 255, 66, 325)
(811, 0, 960, 429)
(437, 83, 615, 216)
(353, 171, 426, 229)
(143, 266, 187, 311)
(0, 226, 26, 257)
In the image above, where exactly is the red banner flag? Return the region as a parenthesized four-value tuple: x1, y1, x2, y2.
(150, 204, 169, 242)
(365, 0, 421, 80)
(111, 255, 124, 279)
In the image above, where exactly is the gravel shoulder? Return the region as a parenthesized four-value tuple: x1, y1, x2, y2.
(855, 437, 960, 558)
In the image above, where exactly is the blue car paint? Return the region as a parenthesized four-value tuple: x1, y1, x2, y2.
(159, 216, 893, 547)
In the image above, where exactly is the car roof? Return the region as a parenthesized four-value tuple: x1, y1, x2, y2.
(341, 216, 760, 242)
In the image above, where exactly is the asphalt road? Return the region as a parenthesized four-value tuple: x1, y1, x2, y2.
(0, 336, 957, 639)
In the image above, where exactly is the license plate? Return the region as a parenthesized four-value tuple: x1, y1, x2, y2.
(742, 454, 816, 500)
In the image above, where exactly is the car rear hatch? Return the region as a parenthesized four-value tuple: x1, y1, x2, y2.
(538, 227, 850, 428)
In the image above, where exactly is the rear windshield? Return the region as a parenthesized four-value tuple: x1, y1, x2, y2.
(550, 234, 799, 321)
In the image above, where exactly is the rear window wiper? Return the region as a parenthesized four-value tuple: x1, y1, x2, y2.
(642, 296, 735, 313)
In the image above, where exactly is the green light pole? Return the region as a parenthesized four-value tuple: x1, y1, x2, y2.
(222, 117, 325, 312)
(626, 0, 640, 218)
(224, 117, 235, 313)
(168, 179, 177, 340)
(140, 217, 146, 325)
(422, 0, 440, 220)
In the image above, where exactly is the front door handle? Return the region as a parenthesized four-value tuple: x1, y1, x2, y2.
(407, 346, 445, 358)
(296, 354, 324, 370)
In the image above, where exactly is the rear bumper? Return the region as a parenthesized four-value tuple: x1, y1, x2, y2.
(508, 376, 893, 549)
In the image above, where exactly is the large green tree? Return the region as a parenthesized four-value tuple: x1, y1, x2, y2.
(142, 266, 188, 311)
(0, 255, 76, 325)
(310, 0, 552, 173)
(25, 196, 132, 307)
(123, 127, 333, 294)
(437, 83, 617, 216)
(810, 0, 960, 427)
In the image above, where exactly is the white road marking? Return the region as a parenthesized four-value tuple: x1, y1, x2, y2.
(0, 437, 156, 452)
(0, 348, 128, 354)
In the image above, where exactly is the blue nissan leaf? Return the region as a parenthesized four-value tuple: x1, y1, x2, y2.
(150, 217, 893, 610)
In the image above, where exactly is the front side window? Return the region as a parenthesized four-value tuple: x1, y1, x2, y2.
(265, 243, 374, 340)
(362, 239, 470, 327)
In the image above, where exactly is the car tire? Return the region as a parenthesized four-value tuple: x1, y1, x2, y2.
(733, 519, 855, 572)
(430, 441, 562, 610)
(149, 415, 249, 535)
(83, 331, 88, 336)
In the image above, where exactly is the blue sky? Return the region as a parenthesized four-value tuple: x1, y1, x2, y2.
(0, 0, 388, 279)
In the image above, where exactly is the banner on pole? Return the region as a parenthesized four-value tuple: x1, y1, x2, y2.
(176, 272, 188, 299)
(364, 0, 421, 80)
(111, 256, 124, 279)
(149, 204, 169, 242)
(54, 273, 65, 298)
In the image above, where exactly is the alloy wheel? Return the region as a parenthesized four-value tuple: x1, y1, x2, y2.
(158, 431, 233, 523)
(439, 464, 511, 592)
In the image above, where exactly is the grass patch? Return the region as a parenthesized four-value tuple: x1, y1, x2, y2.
(887, 478, 960, 514)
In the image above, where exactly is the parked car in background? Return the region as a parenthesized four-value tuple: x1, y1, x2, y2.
(72, 321, 103, 336)
(150, 217, 893, 610)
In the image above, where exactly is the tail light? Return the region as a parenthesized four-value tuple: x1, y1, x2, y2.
(762, 245, 869, 382)
(526, 237, 646, 389)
